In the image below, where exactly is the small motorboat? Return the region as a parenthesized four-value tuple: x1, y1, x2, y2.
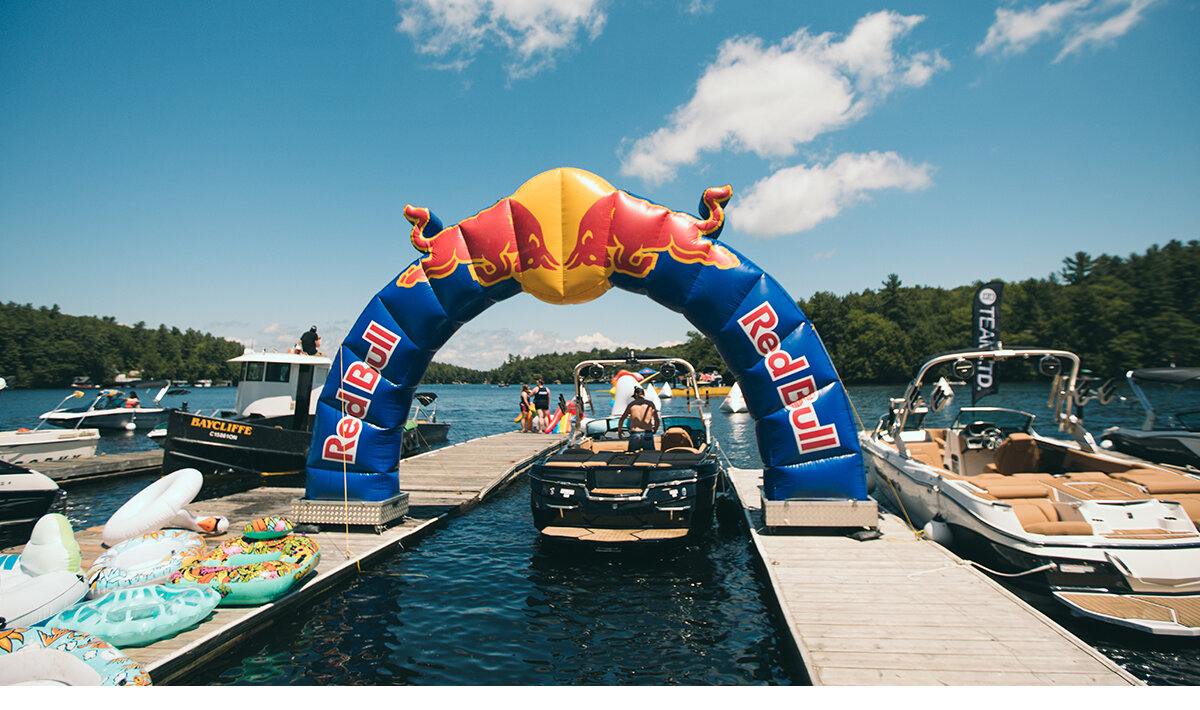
(0, 382, 100, 464)
(1101, 367, 1200, 471)
(38, 381, 182, 432)
(402, 393, 450, 457)
(529, 355, 728, 544)
(861, 346, 1200, 636)
(0, 460, 61, 549)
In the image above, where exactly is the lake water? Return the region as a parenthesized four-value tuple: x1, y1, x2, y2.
(2, 379, 1197, 685)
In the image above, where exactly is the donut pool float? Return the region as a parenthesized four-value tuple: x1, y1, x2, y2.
(44, 585, 222, 648)
(0, 627, 151, 685)
(86, 529, 207, 598)
(168, 518, 320, 606)
(103, 469, 203, 546)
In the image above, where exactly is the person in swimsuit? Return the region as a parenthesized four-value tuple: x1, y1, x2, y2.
(519, 385, 533, 432)
(618, 386, 660, 452)
(532, 379, 551, 433)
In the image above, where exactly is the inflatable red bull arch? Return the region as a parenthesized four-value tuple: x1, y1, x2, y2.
(305, 167, 866, 503)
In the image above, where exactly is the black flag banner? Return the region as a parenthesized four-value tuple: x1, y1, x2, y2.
(971, 281, 1003, 403)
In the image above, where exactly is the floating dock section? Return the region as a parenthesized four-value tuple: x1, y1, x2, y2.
(727, 467, 1140, 686)
(4, 432, 566, 685)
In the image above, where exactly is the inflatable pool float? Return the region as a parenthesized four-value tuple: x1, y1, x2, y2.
(85, 529, 207, 599)
(0, 554, 24, 583)
(0, 627, 152, 685)
(103, 468, 203, 546)
(169, 508, 229, 536)
(0, 570, 87, 629)
(43, 585, 222, 648)
(18, 514, 82, 576)
(169, 518, 320, 606)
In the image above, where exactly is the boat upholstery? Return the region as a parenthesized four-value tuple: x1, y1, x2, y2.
(1110, 469, 1200, 495)
(905, 441, 944, 468)
(990, 434, 1040, 474)
(660, 427, 695, 451)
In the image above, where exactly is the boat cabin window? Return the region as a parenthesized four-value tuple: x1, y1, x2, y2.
(265, 363, 291, 383)
(242, 361, 264, 382)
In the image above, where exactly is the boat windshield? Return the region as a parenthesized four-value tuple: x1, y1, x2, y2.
(950, 407, 1035, 436)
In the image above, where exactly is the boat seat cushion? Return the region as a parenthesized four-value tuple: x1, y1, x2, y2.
(991, 434, 1040, 475)
(1111, 469, 1200, 495)
(905, 441, 943, 467)
(660, 427, 695, 451)
(1008, 498, 1093, 535)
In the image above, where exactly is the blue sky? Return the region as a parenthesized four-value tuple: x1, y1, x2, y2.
(2, 1, 1196, 370)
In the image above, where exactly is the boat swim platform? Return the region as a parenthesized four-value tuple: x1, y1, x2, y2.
(3, 431, 567, 685)
(727, 468, 1141, 686)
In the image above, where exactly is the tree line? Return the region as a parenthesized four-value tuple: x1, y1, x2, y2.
(4, 240, 1195, 389)
(0, 303, 245, 388)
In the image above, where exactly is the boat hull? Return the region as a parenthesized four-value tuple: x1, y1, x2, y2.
(0, 428, 100, 465)
(160, 410, 437, 486)
(1101, 427, 1200, 470)
(40, 407, 167, 432)
(0, 461, 60, 548)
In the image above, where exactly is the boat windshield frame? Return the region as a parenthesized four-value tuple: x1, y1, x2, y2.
(886, 347, 1089, 457)
(1125, 368, 1200, 431)
(569, 354, 712, 446)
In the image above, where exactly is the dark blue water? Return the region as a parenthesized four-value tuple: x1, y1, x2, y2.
(4, 380, 1197, 684)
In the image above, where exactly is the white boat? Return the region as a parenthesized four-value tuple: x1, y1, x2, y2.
(1100, 367, 1200, 471)
(0, 383, 100, 464)
(861, 346, 1200, 636)
(38, 382, 181, 432)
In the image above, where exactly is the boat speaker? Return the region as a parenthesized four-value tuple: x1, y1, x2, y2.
(659, 363, 676, 380)
(1038, 355, 1062, 377)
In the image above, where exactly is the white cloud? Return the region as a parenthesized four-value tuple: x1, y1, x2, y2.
(976, 0, 1159, 62)
(395, 0, 608, 79)
(439, 327, 640, 369)
(619, 11, 947, 185)
(732, 151, 934, 237)
(812, 248, 837, 262)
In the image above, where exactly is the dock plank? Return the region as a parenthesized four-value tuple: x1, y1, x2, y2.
(3, 431, 565, 685)
(727, 467, 1139, 686)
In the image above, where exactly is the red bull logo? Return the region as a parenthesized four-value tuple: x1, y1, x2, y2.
(395, 168, 740, 305)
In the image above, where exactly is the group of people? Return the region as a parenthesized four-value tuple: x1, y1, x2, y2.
(517, 379, 661, 453)
(518, 379, 552, 433)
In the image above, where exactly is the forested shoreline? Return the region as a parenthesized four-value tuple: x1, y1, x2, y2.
(3, 240, 1196, 388)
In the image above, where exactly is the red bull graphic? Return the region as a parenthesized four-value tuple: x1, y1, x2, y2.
(305, 167, 864, 504)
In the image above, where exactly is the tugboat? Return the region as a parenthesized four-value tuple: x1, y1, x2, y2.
(528, 354, 728, 544)
(155, 348, 449, 484)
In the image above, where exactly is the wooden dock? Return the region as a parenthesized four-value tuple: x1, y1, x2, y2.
(4, 432, 565, 685)
(727, 467, 1141, 686)
(34, 450, 163, 485)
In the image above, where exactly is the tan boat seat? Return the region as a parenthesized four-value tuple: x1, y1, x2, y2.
(1110, 469, 1200, 495)
(1007, 498, 1094, 536)
(905, 441, 943, 468)
(660, 426, 694, 452)
(990, 433, 1040, 475)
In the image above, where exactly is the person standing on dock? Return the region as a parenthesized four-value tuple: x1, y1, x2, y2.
(519, 385, 533, 433)
(618, 386, 659, 452)
(532, 379, 551, 433)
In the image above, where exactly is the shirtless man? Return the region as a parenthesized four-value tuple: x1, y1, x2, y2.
(618, 386, 660, 452)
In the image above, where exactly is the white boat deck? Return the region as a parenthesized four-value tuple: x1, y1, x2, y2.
(727, 467, 1140, 685)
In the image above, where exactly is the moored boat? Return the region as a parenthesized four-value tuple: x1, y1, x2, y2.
(529, 355, 728, 544)
(1100, 366, 1200, 471)
(156, 349, 447, 483)
(37, 382, 181, 432)
(0, 461, 61, 549)
(0, 382, 100, 465)
(861, 346, 1200, 636)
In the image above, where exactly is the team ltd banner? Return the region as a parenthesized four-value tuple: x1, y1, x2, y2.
(971, 281, 1003, 403)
